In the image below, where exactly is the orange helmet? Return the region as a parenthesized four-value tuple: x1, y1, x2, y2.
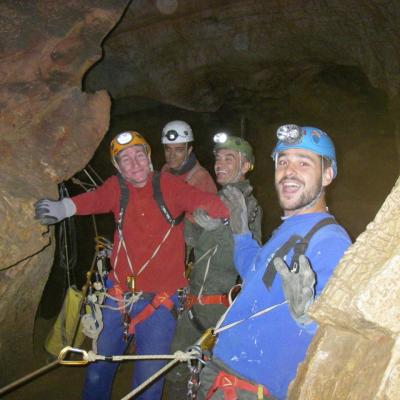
(110, 131, 151, 168)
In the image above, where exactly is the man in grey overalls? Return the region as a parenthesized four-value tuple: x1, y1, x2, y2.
(165, 133, 262, 398)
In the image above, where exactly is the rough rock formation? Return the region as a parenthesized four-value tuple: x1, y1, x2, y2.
(289, 176, 400, 399)
(1, 0, 400, 398)
(86, 0, 400, 114)
(0, 0, 128, 385)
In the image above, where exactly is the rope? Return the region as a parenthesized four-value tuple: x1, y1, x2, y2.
(195, 244, 219, 304)
(87, 164, 104, 184)
(0, 360, 59, 396)
(121, 358, 179, 400)
(84, 349, 191, 363)
(214, 300, 288, 335)
(113, 224, 173, 283)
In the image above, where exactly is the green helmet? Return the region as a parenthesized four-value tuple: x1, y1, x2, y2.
(213, 133, 255, 169)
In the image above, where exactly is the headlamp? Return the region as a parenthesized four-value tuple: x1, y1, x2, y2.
(213, 132, 228, 144)
(276, 124, 304, 145)
(164, 130, 179, 141)
(116, 132, 133, 145)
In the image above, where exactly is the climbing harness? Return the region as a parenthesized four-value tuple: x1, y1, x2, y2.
(109, 171, 185, 341)
(117, 171, 184, 228)
(206, 370, 271, 400)
(112, 171, 183, 284)
(263, 217, 338, 288)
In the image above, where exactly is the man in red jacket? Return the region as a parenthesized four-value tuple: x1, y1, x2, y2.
(34, 130, 229, 400)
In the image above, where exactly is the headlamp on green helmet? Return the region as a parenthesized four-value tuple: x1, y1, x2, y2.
(213, 132, 255, 170)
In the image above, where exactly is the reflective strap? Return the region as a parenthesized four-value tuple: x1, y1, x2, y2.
(107, 285, 126, 311)
(185, 294, 229, 309)
(206, 370, 270, 400)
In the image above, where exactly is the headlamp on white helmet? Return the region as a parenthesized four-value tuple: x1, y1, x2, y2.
(161, 120, 194, 144)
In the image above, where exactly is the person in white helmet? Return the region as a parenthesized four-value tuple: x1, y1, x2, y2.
(161, 120, 217, 194)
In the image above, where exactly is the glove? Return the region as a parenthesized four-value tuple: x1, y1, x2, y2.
(193, 209, 223, 231)
(220, 186, 249, 235)
(273, 255, 315, 324)
(34, 198, 76, 225)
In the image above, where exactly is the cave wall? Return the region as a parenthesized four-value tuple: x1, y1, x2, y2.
(0, 0, 128, 385)
(1, 0, 400, 398)
(289, 174, 400, 399)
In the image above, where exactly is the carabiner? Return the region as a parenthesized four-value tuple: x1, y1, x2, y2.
(58, 346, 89, 365)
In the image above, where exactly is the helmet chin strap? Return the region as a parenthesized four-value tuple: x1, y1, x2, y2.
(232, 152, 243, 182)
(180, 143, 189, 167)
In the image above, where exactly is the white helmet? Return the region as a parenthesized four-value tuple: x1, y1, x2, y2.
(161, 120, 194, 144)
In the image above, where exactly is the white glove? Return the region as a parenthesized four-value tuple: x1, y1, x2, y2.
(34, 198, 76, 225)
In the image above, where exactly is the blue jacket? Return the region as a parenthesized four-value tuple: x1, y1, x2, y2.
(213, 212, 351, 399)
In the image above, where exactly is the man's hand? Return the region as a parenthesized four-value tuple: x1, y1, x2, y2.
(193, 209, 223, 231)
(220, 186, 249, 235)
(34, 198, 76, 225)
(273, 255, 315, 324)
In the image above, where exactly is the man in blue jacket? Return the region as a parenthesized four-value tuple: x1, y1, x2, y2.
(197, 124, 352, 400)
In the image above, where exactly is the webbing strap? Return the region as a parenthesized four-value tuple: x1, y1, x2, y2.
(117, 172, 184, 228)
(263, 235, 302, 288)
(152, 171, 184, 225)
(263, 217, 337, 289)
(128, 292, 175, 334)
(206, 370, 270, 400)
(185, 294, 230, 309)
(117, 174, 129, 230)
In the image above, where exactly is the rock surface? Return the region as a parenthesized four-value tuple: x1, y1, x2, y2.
(86, 0, 400, 113)
(289, 176, 400, 399)
(0, 0, 128, 385)
(1, 1, 400, 398)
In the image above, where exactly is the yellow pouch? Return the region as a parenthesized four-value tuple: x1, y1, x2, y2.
(44, 286, 88, 356)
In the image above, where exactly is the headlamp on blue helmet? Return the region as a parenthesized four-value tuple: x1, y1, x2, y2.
(272, 124, 337, 178)
(276, 124, 305, 145)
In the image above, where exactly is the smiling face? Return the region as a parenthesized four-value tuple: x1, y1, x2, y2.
(214, 148, 250, 185)
(274, 148, 333, 216)
(117, 145, 151, 187)
(164, 143, 192, 170)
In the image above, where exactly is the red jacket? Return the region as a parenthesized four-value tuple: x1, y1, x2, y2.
(162, 160, 217, 194)
(72, 172, 228, 293)
(162, 160, 217, 223)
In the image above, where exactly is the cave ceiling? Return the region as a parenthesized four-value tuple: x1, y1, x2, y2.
(2, 1, 400, 395)
(85, 0, 400, 118)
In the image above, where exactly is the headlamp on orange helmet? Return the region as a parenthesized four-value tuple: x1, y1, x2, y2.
(110, 131, 151, 169)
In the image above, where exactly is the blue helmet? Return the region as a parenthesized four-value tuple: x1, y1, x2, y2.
(271, 124, 337, 178)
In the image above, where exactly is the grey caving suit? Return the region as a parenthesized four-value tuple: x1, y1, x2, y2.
(166, 180, 262, 399)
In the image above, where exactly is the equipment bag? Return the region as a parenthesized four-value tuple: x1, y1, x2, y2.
(45, 286, 88, 356)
